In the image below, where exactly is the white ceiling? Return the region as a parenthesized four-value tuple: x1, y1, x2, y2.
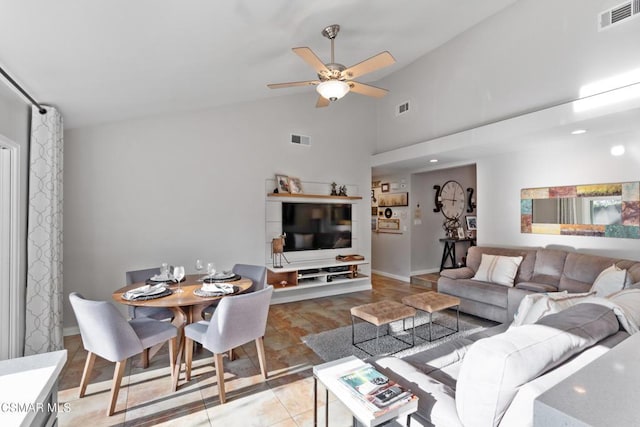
(0, 0, 516, 129)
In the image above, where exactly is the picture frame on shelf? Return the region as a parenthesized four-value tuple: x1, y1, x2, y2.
(381, 183, 390, 192)
(457, 227, 466, 239)
(276, 174, 290, 193)
(288, 176, 303, 194)
(378, 192, 409, 207)
(466, 215, 477, 230)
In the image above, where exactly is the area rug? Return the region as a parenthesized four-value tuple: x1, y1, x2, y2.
(302, 311, 486, 362)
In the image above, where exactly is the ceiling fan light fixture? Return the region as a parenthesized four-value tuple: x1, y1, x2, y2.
(316, 80, 350, 101)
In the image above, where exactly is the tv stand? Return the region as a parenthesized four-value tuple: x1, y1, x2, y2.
(267, 258, 370, 304)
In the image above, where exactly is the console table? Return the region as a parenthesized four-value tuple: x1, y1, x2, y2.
(438, 238, 475, 271)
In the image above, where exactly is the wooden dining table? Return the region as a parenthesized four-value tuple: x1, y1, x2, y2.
(112, 273, 252, 390)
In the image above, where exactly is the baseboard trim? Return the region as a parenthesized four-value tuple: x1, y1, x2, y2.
(410, 268, 440, 276)
(371, 270, 410, 283)
(64, 326, 80, 337)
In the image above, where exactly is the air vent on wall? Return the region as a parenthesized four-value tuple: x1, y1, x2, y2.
(290, 134, 310, 146)
(396, 101, 410, 117)
(599, 0, 640, 30)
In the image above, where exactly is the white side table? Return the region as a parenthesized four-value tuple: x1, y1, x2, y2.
(313, 355, 418, 427)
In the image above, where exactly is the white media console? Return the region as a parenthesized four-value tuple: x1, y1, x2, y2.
(267, 258, 370, 304)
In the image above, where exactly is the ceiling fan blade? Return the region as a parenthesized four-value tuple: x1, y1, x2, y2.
(293, 47, 329, 74)
(343, 51, 395, 80)
(267, 80, 320, 89)
(348, 81, 389, 98)
(316, 96, 330, 108)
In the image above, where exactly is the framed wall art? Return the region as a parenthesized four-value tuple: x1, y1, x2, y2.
(377, 192, 409, 207)
(377, 218, 401, 233)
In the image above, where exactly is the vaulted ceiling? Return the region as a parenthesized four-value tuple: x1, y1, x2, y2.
(0, 0, 516, 129)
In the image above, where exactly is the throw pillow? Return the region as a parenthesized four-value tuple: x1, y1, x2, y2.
(510, 291, 595, 327)
(590, 264, 628, 297)
(472, 254, 523, 287)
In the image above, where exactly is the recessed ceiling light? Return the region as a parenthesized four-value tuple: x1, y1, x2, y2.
(429, 159, 438, 163)
(571, 129, 587, 135)
(611, 145, 625, 156)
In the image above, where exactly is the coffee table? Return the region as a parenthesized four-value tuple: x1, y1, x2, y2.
(350, 300, 416, 355)
(312, 355, 418, 427)
(401, 291, 460, 341)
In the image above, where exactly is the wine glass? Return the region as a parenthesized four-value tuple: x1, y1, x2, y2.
(160, 262, 169, 278)
(195, 259, 204, 275)
(173, 266, 186, 293)
(206, 262, 216, 278)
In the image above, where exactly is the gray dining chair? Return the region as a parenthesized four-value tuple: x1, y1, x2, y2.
(184, 286, 273, 404)
(125, 267, 174, 321)
(202, 264, 267, 317)
(69, 292, 178, 416)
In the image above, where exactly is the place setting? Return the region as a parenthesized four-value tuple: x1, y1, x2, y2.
(122, 283, 172, 301)
(122, 264, 187, 300)
(194, 261, 241, 297)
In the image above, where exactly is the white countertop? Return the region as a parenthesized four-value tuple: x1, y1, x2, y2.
(534, 332, 640, 427)
(0, 350, 67, 427)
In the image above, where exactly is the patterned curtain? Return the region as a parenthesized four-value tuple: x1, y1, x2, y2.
(24, 106, 64, 355)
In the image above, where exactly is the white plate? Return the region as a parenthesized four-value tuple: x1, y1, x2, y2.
(211, 272, 235, 280)
(150, 274, 171, 281)
(124, 285, 167, 299)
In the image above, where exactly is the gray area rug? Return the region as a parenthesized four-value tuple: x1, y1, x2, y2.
(302, 310, 486, 361)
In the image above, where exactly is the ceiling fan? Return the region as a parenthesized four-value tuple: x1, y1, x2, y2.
(267, 24, 396, 107)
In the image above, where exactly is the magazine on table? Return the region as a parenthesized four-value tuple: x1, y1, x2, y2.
(337, 363, 414, 414)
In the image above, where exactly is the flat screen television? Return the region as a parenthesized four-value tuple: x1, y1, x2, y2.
(282, 202, 352, 252)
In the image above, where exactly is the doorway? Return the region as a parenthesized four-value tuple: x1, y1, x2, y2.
(0, 138, 20, 359)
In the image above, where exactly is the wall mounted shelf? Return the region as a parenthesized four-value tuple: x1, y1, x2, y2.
(267, 193, 362, 200)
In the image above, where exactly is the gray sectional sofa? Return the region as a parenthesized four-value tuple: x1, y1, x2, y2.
(363, 246, 640, 426)
(371, 303, 630, 427)
(437, 246, 640, 323)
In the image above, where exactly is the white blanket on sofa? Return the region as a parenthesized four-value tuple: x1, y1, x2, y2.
(512, 288, 640, 334)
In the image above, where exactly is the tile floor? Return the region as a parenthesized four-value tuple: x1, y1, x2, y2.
(57, 274, 483, 426)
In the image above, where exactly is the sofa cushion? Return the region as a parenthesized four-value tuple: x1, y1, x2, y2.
(466, 246, 536, 282)
(558, 252, 618, 293)
(510, 291, 595, 327)
(472, 254, 523, 287)
(439, 266, 474, 280)
(515, 281, 558, 293)
(590, 264, 629, 297)
(438, 277, 509, 308)
(501, 329, 628, 427)
(530, 249, 567, 287)
(455, 304, 619, 427)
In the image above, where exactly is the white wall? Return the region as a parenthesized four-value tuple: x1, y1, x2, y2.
(411, 165, 476, 273)
(63, 93, 374, 329)
(375, 0, 640, 152)
(477, 132, 640, 260)
(369, 0, 640, 271)
(371, 173, 412, 280)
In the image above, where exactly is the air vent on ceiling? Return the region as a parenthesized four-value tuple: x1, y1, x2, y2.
(599, 0, 640, 30)
(290, 134, 310, 146)
(396, 101, 410, 117)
